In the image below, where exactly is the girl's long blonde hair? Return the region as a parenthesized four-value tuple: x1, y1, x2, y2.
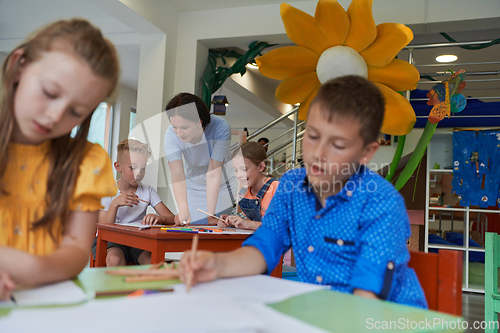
(0, 19, 120, 240)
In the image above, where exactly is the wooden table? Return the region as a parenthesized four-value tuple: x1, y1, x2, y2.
(95, 223, 250, 266)
(94, 223, 283, 277)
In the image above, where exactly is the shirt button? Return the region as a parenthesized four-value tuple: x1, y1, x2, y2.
(308, 246, 314, 253)
(387, 262, 395, 270)
(316, 275, 323, 283)
(337, 239, 344, 246)
(315, 215, 321, 219)
(346, 190, 353, 197)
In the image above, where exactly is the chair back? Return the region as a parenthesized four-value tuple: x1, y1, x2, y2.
(408, 250, 462, 315)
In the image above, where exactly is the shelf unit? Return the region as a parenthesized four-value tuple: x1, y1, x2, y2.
(425, 129, 500, 293)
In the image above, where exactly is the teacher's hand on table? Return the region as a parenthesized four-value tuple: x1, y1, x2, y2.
(174, 211, 191, 226)
(0, 272, 15, 301)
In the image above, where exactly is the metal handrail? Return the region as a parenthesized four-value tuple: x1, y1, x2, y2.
(267, 130, 305, 158)
(230, 107, 298, 151)
(404, 40, 495, 50)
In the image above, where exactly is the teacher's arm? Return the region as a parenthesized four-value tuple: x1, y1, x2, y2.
(206, 158, 223, 220)
(169, 159, 191, 225)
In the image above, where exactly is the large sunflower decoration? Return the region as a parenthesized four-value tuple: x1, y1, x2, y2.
(256, 0, 419, 136)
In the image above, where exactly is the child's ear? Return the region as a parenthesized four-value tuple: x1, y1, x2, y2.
(258, 161, 266, 173)
(359, 141, 379, 165)
(114, 161, 121, 172)
(9, 49, 26, 84)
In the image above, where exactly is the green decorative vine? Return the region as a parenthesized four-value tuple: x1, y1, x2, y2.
(201, 41, 275, 109)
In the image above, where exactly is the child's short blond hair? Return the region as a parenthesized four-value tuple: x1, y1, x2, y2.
(117, 139, 151, 161)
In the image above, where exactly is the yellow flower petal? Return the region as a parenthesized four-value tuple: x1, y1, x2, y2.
(256, 46, 319, 80)
(281, 3, 331, 55)
(374, 83, 416, 135)
(360, 23, 414, 67)
(276, 72, 321, 104)
(368, 59, 420, 91)
(315, 0, 350, 46)
(298, 86, 320, 121)
(344, 0, 376, 52)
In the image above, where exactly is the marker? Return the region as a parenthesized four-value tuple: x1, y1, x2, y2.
(161, 228, 198, 233)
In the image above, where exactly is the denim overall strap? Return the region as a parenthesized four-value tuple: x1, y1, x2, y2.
(238, 178, 276, 222)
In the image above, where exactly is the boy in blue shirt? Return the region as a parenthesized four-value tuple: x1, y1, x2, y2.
(179, 76, 427, 308)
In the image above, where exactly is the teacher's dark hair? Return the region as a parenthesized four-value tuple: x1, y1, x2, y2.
(165, 93, 211, 128)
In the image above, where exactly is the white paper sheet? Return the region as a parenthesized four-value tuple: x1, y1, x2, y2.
(0, 281, 89, 308)
(0, 293, 263, 333)
(173, 275, 327, 303)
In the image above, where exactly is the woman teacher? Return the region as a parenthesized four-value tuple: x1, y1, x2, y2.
(164, 93, 237, 225)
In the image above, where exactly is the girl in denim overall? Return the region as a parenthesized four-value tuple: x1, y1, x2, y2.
(219, 142, 278, 230)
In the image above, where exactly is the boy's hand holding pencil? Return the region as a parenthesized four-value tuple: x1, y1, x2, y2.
(113, 192, 140, 208)
(179, 237, 219, 290)
(0, 272, 15, 302)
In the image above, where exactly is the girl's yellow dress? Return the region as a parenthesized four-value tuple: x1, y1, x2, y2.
(0, 141, 116, 255)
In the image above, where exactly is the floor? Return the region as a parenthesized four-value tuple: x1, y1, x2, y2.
(463, 292, 489, 333)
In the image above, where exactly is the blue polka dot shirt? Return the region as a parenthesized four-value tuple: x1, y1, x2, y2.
(243, 166, 427, 309)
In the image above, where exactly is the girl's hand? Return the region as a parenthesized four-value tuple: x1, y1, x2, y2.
(207, 215, 220, 226)
(179, 250, 218, 287)
(113, 192, 139, 208)
(228, 216, 259, 230)
(142, 214, 161, 225)
(0, 272, 15, 302)
(174, 211, 191, 226)
(217, 214, 230, 228)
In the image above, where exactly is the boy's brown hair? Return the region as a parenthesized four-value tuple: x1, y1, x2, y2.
(117, 139, 151, 162)
(310, 75, 385, 145)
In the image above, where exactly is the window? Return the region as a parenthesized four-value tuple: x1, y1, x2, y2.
(129, 107, 137, 137)
(70, 102, 113, 154)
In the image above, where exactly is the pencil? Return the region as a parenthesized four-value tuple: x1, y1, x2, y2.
(196, 208, 226, 222)
(186, 234, 199, 292)
(138, 198, 149, 204)
(10, 295, 16, 304)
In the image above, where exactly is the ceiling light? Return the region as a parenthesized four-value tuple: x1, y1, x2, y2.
(246, 62, 259, 69)
(436, 54, 458, 63)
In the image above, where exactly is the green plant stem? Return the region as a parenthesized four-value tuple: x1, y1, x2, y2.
(385, 135, 406, 182)
(395, 121, 438, 190)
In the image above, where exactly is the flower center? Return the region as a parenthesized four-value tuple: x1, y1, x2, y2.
(316, 46, 368, 84)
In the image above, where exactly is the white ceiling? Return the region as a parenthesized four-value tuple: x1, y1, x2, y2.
(1, 0, 499, 100)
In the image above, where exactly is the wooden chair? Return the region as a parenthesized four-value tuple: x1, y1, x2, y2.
(485, 232, 500, 333)
(408, 250, 462, 315)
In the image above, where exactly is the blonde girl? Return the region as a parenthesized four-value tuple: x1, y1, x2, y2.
(0, 19, 120, 299)
(219, 141, 278, 230)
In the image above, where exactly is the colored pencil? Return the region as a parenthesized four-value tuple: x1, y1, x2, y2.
(186, 234, 199, 292)
(138, 198, 149, 204)
(95, 288, 174, 297)
(125, 275, 178, 283)
(161, 228, 198, 233)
